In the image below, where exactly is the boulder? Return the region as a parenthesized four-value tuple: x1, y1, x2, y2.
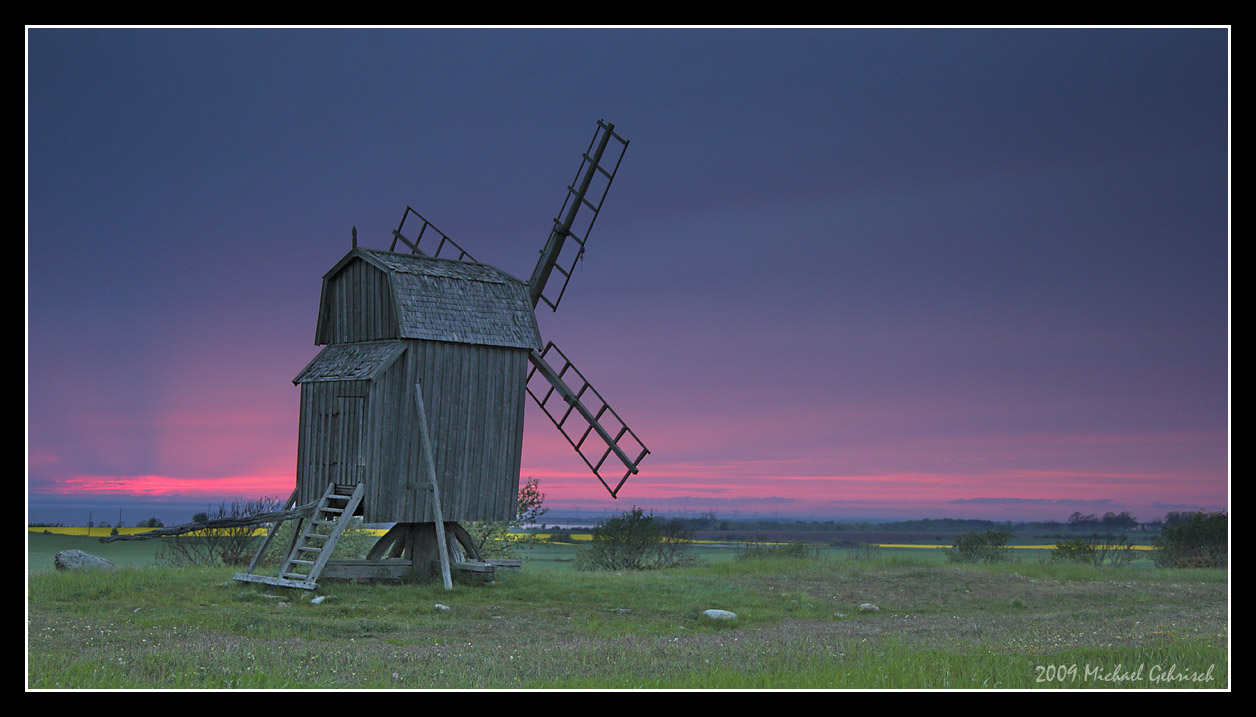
(703, 609, 738, 621)
(859, 603, 880, 612)
(54, 550, 114, 571)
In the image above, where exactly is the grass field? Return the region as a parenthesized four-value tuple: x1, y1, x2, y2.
(27, 533, 1227, 689)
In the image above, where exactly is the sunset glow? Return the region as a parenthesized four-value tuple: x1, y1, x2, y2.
(27, 28, 1229, 526)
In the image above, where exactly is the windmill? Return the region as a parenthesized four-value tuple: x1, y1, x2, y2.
(233, 120, 648, 589)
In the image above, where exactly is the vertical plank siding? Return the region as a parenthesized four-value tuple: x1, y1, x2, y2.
(296, 340, 527, 523)
(317, 258, 397, 345)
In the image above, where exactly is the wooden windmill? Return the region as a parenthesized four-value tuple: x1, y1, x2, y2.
(234, 120, 648, 589)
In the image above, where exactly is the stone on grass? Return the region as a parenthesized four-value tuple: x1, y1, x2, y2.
(859, 603, 880, 612)
(54, 550, 113, 571)
(703, 609, 738, 621)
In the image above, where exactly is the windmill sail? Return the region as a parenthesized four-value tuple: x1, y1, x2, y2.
(525, 342, 649, 498)
(390, 206, 477, 262)
(528, 120, 629, 311)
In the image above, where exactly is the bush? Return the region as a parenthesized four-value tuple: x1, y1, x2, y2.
(573, 507, 695, 571)
(1153, 511, 1227, 568)
(463, 477, 547, 560)
(1051, 534, 1137, 568)
(945, 529, 1013, 563)
(154, 497, 282, 567)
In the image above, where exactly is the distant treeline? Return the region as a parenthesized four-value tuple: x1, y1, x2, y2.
(626, 512, 1173, 533)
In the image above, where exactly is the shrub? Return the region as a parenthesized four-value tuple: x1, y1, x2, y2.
(154, 497, 282, 567)
(1154, 511, 1227, 568)
(463, 477, 547, 560)
(944, 529, 1013, 563)
(1051, 534, 1137, 568)
(573, 507, 695, 571)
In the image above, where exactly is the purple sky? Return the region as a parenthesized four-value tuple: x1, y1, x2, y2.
(27, 28, 1229, 525)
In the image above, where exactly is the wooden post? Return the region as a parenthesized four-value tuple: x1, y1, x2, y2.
(414, 382, 453, 590)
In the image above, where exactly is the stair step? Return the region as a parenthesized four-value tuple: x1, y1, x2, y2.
(236, 482, 364, 591)
(233, 573, 317, 590)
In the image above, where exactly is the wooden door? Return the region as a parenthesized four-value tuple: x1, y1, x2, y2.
(319, 394, 367, 486)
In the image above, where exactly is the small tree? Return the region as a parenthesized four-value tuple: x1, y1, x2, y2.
(573, 507, 695, 571)
(463, 477, 548, 559)
(1153, 511, 1227, 568)
(1051, 534, 1137, 568)
(945, 529, 1013, 563)
(655, 517, 697, 568)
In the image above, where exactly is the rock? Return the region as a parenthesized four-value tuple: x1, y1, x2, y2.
(310, 596, 327, 605)
(833, 612, 847, 618)
(54, 550, 113, 571)
(703, 609, 738, 621)
(859, 603, 879, 612)
(434, 603, 451, 611)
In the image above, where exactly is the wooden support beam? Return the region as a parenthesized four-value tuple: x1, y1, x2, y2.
(99, 499, 318, 543)
(414, 382, 453, 591)
(243, 488, 299, 574)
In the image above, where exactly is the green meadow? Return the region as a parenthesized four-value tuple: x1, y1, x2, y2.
(27, 533, 1226, 689)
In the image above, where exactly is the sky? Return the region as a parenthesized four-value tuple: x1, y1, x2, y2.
(26, 27, 1229, 526)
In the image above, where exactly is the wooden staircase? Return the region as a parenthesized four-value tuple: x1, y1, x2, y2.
(234, 482, 364, 590)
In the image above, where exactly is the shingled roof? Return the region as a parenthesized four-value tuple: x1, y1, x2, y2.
(292, 340, 406, 384)
(321, 248, 543, 351)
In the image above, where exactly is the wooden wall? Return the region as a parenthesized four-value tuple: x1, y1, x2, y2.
(296, 340, 526, 523)
(316, 257, 397, 345)
(295, 379, 371, 510)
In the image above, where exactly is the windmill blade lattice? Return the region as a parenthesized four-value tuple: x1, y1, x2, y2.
(525, 342, 649, 498)
(390, 206, 477, 262)
(528, 120, 629, 311)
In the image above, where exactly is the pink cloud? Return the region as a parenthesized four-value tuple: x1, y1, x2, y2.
(42, 473, 294, 499)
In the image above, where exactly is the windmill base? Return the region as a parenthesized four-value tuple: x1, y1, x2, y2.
(319, 522, 516, 583)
